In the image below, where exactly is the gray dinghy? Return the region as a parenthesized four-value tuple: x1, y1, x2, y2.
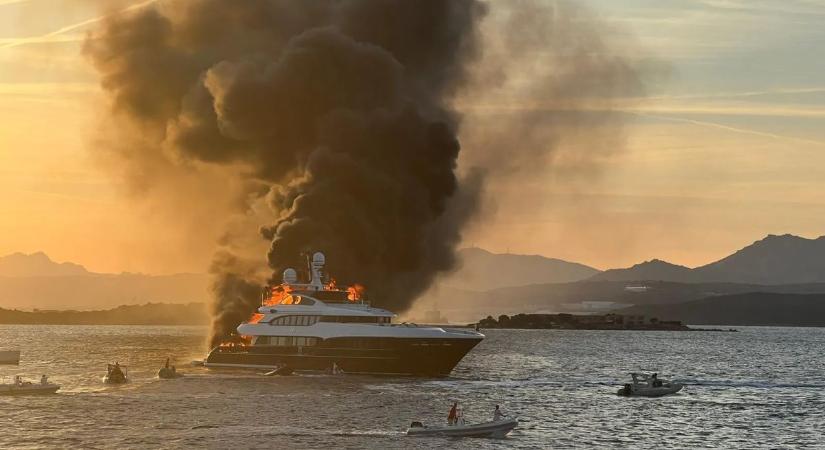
(407, 417, 518, 438)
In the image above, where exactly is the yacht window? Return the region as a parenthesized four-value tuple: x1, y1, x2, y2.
(320, 316, 381, 324)
(269, 315, 319, 326)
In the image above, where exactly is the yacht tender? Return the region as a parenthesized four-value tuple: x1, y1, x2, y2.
(407, 417, 518, 438)
(0, 375, 60, 396)
(103, 363, 128, 384)
(617, 372, 683, 397)
(205, 252, 484, 376)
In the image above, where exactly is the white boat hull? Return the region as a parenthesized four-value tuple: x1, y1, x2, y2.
(618, 384, 683, 397)
(407, 417, 518, 438)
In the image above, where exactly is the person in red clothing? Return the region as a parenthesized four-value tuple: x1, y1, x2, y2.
(447, 402, 458, 425)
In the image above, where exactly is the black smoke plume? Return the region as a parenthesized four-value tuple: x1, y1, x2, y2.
(85, 0, 486, 346)
(86, 1, 648, 347)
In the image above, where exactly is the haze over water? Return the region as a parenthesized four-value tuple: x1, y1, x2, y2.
(2, 325, 822, 448)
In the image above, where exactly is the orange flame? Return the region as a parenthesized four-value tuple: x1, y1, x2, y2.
(347, 283, 365, 301)
(263, 285, 293, 306)
(218, 334, 251, 348)
(248, 313, 264, 324)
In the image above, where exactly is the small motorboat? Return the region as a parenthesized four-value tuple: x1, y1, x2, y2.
(103, 363, 128, 384)
(158, 358, 184, 379)
(0, 375, 60, 396)
(617, 372, 683, 397)
(407, 417, 518, 438)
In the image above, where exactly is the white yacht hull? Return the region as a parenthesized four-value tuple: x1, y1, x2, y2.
(205, 334, 482, 376)
(407, 417, 518, 438)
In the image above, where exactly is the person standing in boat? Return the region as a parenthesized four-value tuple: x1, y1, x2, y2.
(494, 405, 506, 421)
(40, 375, 48, 385)
(448, 402, 458, 425)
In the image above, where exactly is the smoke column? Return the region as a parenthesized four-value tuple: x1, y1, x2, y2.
(85, 1, 646, 346)
(85, 0, 486, 346)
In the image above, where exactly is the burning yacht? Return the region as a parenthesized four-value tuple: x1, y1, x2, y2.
(204, 252, 483, 376)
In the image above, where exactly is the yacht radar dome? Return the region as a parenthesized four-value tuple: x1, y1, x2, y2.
(312, 252, 325, 266)
(282, 268, 298, 284)
(309, 252, 326, 289)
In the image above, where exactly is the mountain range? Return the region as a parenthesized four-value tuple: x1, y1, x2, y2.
(619, 292, 825, 327)
(443, 247, 600, 290)
(590, 234, 825, 284)
(0, 252, 89, 277)
(0, 252, 209, 310)
(3, 233, 825, 313)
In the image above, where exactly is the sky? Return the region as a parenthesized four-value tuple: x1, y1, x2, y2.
(0, 0, 824, 274)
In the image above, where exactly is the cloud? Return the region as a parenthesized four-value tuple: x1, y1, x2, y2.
(0, 0, 32, 6)
(633, 112, 825, 147)
(0, 0, 157, 49)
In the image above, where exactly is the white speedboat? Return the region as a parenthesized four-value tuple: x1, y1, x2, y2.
(204, 252, 484, 376)
(407, 417, 518, 438)
(0, 376, 60, 396)
(617, 372, 683, 397)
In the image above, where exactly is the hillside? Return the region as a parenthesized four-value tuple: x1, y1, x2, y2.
(0, 273, 211, 310)
(587, 234, 825, 284)
(0, 302, 209, 325)
(694, 234, 825, 284)
(0, 251, 211, 310)
(589, 259, 695, 282)
(442, 247, 599, 290)
(0, 252, 89, 277)
(618, 292, 825, 326)
(425, 279, 825, 323)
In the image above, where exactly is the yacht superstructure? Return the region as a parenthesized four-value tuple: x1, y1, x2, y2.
(204, 252, 483, 376)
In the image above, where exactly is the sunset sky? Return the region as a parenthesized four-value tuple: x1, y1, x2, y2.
(1, 0, 824, 274)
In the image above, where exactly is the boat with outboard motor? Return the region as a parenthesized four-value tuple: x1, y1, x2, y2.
(158, 358, 183, 379)
(0, 375, 60, 396)
(204, 252, 484, 376)
(617, 372, 683, 397)
(407, 417, 518, 438)
(103, 363, 128, 384)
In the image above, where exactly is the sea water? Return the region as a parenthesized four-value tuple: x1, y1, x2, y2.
(1, 325, 823, 449)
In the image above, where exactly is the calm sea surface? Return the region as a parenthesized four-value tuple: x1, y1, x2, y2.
(1, 325, 823, 449)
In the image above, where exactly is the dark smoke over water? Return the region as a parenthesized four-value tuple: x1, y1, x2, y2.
(85, 0, 486, 346)
(85, 1, 646, 347)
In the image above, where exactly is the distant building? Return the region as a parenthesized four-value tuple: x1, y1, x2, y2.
(624, 315, 645, 326)
(624, 286, 649, 292)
